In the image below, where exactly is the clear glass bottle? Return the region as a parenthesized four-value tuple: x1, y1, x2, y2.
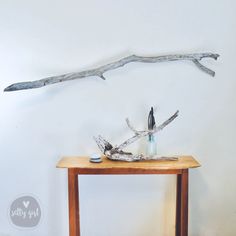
(147, 133, 157, 157)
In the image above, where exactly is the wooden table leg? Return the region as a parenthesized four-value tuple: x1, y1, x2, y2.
(176, 169, 189, 236)
(68, 169, 80, 236)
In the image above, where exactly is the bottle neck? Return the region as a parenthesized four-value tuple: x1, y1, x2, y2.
(148, 134, 155, 142)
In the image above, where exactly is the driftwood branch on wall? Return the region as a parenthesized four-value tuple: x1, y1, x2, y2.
(94, 110, 179, 162)
(4, 53, 219, 92)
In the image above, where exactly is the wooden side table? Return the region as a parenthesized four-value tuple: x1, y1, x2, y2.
(57, 156, 200, 236)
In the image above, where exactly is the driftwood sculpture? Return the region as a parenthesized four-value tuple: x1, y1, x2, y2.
(94, 110, 179, 162)
(4, 53, 219, 92)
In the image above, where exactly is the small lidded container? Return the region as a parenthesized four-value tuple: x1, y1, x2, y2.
(90, 153, 102, 163)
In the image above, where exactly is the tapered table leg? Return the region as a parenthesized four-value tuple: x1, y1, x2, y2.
(176, 169, 189, 236)
(68, 169, 80, 236)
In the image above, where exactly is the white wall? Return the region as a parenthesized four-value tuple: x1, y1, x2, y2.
(0, 0, 235, 235)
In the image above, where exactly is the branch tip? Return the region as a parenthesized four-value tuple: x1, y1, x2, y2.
(215, 54, 220, 60)
(99, 74, 106, 80)
(4, 85, 14, 92)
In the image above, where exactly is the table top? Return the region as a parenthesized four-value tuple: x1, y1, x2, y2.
(57, 156, 200, 174)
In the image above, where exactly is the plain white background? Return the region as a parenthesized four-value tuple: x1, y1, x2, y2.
(0, 0, 235, 235)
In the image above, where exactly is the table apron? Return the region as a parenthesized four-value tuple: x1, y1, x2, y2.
(70, 168, 184, 175)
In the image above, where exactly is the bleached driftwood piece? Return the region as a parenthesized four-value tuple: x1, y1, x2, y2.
(94, 110, 179, 162)
(4, 53, 219, 92)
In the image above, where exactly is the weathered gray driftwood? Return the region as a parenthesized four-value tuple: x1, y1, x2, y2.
(94, 110, 179, 162)
(4, 53, 219, 92)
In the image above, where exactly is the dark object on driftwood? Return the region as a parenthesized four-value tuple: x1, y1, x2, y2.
(94, 110, 179, 162)
(4, 53, 219, 92)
